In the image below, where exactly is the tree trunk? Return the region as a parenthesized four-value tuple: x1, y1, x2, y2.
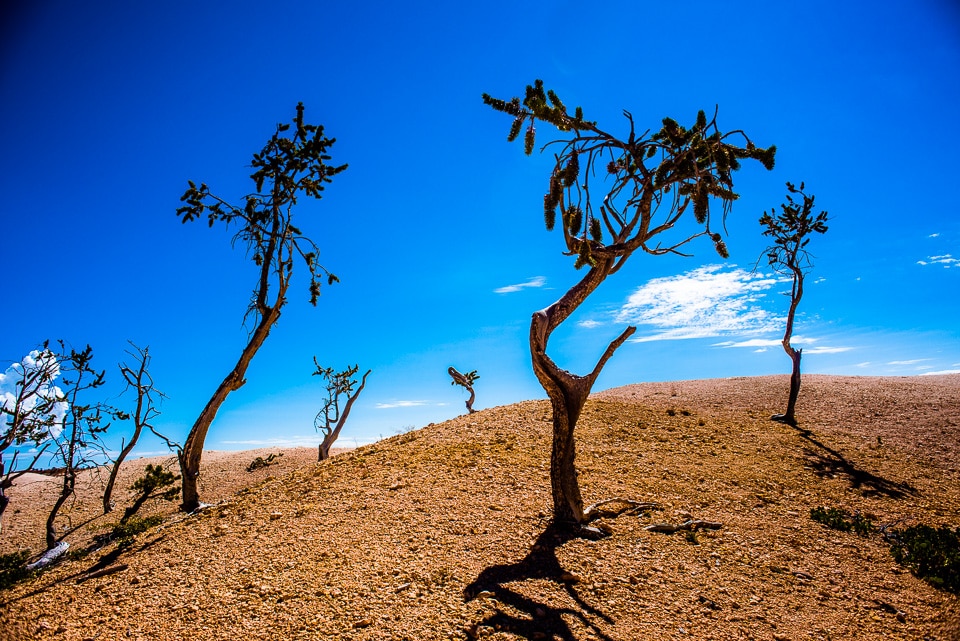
(529, 259, 636, 526)
(46, 468, 75, 549)
(180, 307, 279, 512)
(783, 348, 802, 424)
(319, 370, 370, 461)
(103, 436, 136, 514)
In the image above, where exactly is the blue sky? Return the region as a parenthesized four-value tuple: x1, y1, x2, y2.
(2, 0, 958, 457)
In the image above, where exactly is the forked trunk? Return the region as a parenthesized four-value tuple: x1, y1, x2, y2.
(529, 260, 635, 526)
(180, 308, 279, 512)
(318, 370, 370, 461)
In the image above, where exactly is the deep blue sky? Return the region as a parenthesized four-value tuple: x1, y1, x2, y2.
(2, 0, 958, 456)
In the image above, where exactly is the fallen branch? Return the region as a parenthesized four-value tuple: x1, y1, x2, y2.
(644, 519, 723, 533)
(26, 541, 70, 571)
(76, 563, 128, 584)
(584, 498, 658, 520)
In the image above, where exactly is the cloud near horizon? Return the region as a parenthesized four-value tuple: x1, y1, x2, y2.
(494, 276, 546, 294)
(618, 265, 780, 342)
(374, 400, 435, 409)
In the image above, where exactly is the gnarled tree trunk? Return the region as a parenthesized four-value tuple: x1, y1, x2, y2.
(530, 259, 636, 525)
(319, 369, 370, 461)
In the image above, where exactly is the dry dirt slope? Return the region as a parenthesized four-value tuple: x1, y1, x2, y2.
(1, 375, 959, 641)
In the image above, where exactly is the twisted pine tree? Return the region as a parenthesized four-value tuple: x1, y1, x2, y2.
(483, 80, 776, 527)
(176, 103, 346, 511)
(760, 182, 829, 426)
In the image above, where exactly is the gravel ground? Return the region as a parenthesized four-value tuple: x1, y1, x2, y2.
(1, 374, 958, 641)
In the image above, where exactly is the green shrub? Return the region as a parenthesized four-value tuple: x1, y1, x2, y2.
(810, 506, 874, 536)
(889, 525, 960, 594)
(111, 514, 164, 548)
(0, 551, 34, 591)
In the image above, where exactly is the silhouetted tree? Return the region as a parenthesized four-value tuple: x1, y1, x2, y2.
(313, 361, 370, 461)
(448, 367, 479, 414)
(103, 343, 167, 514)
(484, 80, 775, 527)
(759, 182, 828, 425)
(46, 343, 117, 549)
(176, 103, 346, 511)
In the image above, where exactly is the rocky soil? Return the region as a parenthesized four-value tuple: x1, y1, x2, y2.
(1, 374, 958, 641)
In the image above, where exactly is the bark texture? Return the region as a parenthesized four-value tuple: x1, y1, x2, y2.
(529, 259, 636, 525)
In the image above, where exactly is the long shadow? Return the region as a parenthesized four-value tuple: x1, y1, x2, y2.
(793, 426, 917, 499)
(463, 523, 614, 641)
(0, 532, 167, 606)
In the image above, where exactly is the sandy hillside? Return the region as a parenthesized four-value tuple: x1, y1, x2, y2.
(1, 375, 958, 641)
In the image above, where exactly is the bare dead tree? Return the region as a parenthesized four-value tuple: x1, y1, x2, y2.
(448, 367, 479, 414)
(45, 343, 117, 549)
(313, 361, 370, 461)
(759, 182, 829, 425)
(484, 80, 775, 527)
(176, 103, 346, 511)
(103, 343, 166, 514)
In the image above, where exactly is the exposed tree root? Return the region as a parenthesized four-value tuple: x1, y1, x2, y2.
(583, 498, 658, 520)
(644, 519, 723, 533)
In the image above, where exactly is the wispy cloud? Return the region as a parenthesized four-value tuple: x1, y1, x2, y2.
(803, 346, 854, 354)
(375, 400, 431, 409)
(929, 233, 940, 238)
(888, 359, 931, 366)
(618, 265, 780, 342)
(917, 254, 958, 268)
(578, 319, 603, 329)
(922, 369, 960, 375)
(494, 276, 546, 294)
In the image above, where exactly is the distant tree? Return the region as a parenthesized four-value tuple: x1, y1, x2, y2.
(759, 182, 829, 426)
(176, 103, 346, 511)
(448, 367, 479, 414)
(0, 345, 68, 532)
(313, 360, 370, 461)
(483, 80, 775, 527)
(103, 343, 167, 514)
(45, 343, 117, 549)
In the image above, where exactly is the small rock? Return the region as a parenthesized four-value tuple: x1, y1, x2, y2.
(353, 618, 372, 628)
(269, 512, 283, 520)
(896, 611, 907, 623)
(560, 572, 580, 583)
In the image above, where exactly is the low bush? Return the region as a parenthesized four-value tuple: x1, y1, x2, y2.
(0, 551, 34, 591)
(888, 525, 960, 594)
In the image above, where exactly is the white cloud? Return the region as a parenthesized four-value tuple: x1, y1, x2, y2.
(578, 320, 603, 329)
(917, 254, 958, 268)
(375, 400, 431, 409)
(929, 233, 940, 238)
(618, 265, 780, 342)
(803, 346, 854, 354)
(494, 276, 546, 294)
(921, 369, 960, 375)
(887, 359, 931, 365)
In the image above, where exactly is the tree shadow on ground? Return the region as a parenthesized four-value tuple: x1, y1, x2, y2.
(0, 532, 167, 606)
(463, 523, 613, 641)
(794, 426, 916, 499)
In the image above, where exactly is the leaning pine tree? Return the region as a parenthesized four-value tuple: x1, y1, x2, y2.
(759, 182, 828, 426)
(176, 103, 346, 511)
(483, 80, 776, 528)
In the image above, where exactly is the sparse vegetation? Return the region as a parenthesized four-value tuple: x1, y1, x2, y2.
(0, 550, 32, 591)
(111, 514, 164, 549)
(810, 506, 874, 536)
(122, 464, 179, 523)
(889, 525, 960, 594)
